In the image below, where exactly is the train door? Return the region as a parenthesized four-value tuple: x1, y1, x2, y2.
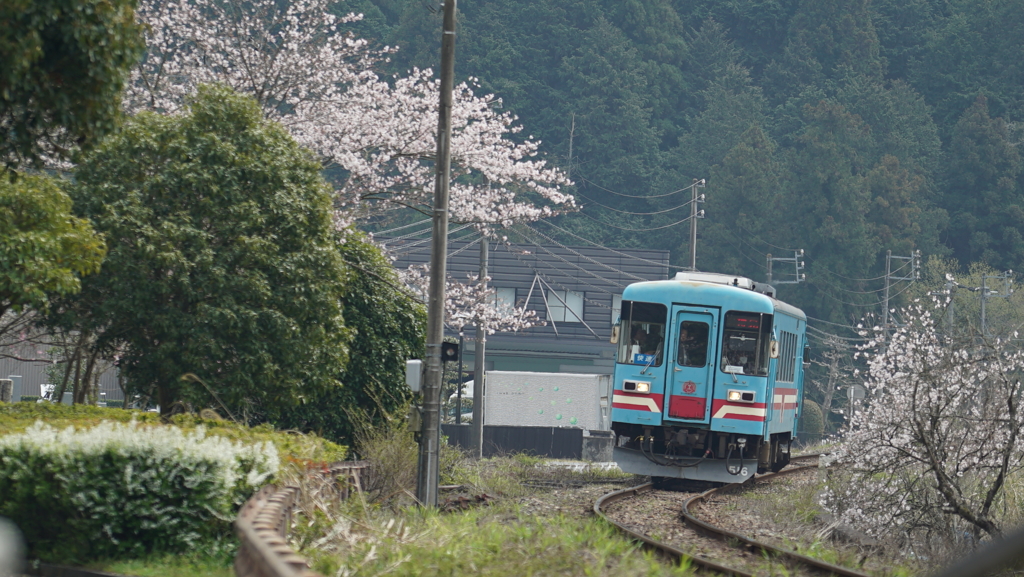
(663, 307, 717, 424)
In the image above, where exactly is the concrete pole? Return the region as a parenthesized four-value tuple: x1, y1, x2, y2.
(416, 0, 457, 508)
(882, 250, 892, 338)
(689, 179, 698, 270)
(766, 253, 773, 285)
(471, 236, 488, 458)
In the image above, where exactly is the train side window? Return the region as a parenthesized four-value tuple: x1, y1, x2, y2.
(677, 321, 709, 367)
(616, 301, 667, 366)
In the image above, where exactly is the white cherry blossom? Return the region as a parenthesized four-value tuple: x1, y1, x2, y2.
(126, 0, 574, 230)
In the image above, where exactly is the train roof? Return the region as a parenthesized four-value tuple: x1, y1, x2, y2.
(622, 272, 807, 321)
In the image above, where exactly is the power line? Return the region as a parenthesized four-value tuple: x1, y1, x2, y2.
(737, 225, 799, 253)
(534, 220, 691, 272)
(499, 242, 616, 311)
(577, 176, 701, 200)
(808, 278, 917, 308)
(805, 315, 864, 332)
(521, 224, 646, 282)
(574, 190, 701, 216)
(817, 259, 910, 283)
(508, 232, 630, 293)
(574, 209, 702, 232)
(806, 325, 871, 342)
(374, 219, 432, 236)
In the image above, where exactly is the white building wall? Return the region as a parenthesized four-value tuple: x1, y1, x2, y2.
(484, 371, 612, 432)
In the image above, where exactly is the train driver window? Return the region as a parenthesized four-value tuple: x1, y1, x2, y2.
(677, 321, 709, 367)
(616, 301, 667, 367)
(720, 312, 773, 376)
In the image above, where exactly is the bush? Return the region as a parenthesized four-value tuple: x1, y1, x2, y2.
(799, 399, 824, 438)
(0, 419, 278, 562)
(17, 396, 38, 403)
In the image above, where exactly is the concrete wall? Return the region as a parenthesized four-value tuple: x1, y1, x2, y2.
(484, 371, 612, 432)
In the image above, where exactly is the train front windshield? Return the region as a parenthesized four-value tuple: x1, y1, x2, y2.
(616, 301, 667, 366)
(720, 311, 773, 376)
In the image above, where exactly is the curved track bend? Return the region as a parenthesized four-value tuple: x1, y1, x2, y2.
(595, 454, 871, 577)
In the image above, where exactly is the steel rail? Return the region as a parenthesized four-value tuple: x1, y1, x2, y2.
(681, 457, 872, 577)
(596, 454, 871, 577)
(594, 483, 754, 576)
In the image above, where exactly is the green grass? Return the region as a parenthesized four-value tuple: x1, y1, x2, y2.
(302, 499, 695, 577)
(85, 551, 235, 577)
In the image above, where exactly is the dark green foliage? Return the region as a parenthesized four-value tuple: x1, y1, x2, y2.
(0, 0, 145, 171)
(345, 0, 1024, 320)
(55, 84, 352, 417)
(0, 420, 275, 563)
(265, 232, 425, 445)
(799, 399, 824, 438)
(0, 173, 106, 318)
(942, 95, 1024, 269)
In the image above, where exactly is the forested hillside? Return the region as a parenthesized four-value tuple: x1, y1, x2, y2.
(348, 0, 1023, 323)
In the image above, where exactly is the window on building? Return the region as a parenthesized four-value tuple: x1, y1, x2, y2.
(546, 290, 584, 322)
(493, 287, 516, 312)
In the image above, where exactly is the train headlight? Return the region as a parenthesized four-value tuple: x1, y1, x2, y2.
(727, 389, 755, 403)
(623, 380, 651, 393)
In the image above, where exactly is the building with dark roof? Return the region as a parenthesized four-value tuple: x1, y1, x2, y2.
(386, 234, 671, 375)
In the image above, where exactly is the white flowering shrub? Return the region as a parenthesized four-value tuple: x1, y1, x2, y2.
(821, 299, 1024, 555)
(0, 420, 278, 561)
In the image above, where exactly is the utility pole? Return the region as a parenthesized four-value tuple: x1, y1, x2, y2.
(980, 270, 1013, 337)
(416, 0, 457, 508)
(929, 275, 957, 333)
(470, 236, 488, 458)
(768, 250, 805, 285)
(882, 250, 920, 337)
(688, 178, 706, 270)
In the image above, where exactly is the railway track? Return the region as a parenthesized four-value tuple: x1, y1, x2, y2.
(595, 454, 872, 577)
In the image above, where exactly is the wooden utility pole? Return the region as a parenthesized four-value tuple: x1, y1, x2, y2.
(470, 236, 488, 458)
(416, 0, 457, 508)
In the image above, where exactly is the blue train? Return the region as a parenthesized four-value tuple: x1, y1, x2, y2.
(610, 272, 807, 483)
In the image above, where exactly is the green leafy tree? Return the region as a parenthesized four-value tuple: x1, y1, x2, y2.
(942, 95, 1023, 269)
(266, 232, 425, 444)
(56, 84, 352, 416)
(0, 0, 145, 172)
(700, 125, 781, 279)
(0, 174, 106, 319)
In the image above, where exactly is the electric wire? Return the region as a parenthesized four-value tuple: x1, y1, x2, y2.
(737, 225, 800, 253)
(499, 241, 618, 311)
(376, 221, 435, 244)
(810, 261, 912, 296)
(533, 220, 690, 272)
(505, 236, 626, 295)
(806, 325, 871, 342)
(808, 278, 917, 308)
(805, 315, 866, 332)
(574, 190, 701, 216)
(716, 232, 771, 272)
(521, 223, 647, 282)
(578, 176, 702, 200)
(574, 209, 700, 232)
(374, 219, 432, 236)
(382, 224, 475, 256)
(816, 259, 911, 284)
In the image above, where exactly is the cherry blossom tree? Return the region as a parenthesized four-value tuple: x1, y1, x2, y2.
(821, 298, 1024, 556)
(126, 0, 574, 229)
(399, 265, 541, 335)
